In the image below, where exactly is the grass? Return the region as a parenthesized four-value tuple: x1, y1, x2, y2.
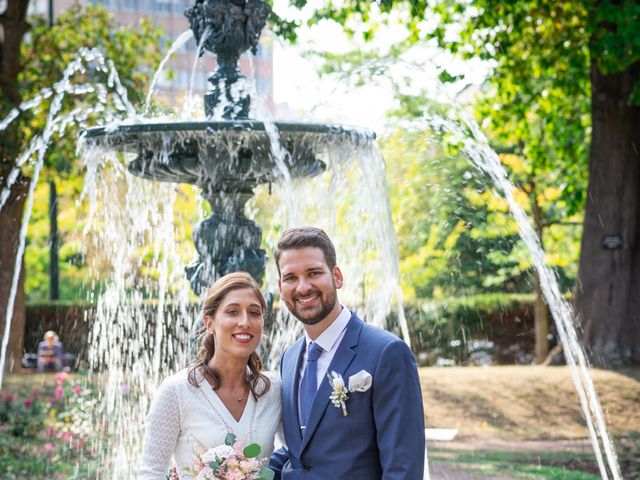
(2, 371, 82, 394)
(429, 449, 602, 479)
(419, 366, 640, 478)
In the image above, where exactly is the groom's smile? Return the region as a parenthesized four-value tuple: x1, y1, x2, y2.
(294, 290, 321, 306)
(277, 246, 343, 330)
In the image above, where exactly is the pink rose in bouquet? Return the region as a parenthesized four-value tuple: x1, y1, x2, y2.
(185, 433, 274, 480)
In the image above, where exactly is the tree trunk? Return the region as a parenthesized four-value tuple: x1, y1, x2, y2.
(530, 181, 550, 363)
(575, 60, 640, 366)
(0, 172, 28, 372)
(0, 0, 30, 373)
(49, 180, 59, 300)
(533, 272, 550, 364)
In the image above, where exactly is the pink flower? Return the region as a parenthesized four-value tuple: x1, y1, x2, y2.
(55, 372, 68, 385)
(23, 398, 33, 408)
(232, 439, 245, 456)
(43, 442, 55, 453)
(238, 460, 255, 474)
(61, 430, 74, 443)
(224, 468, 245, 480)
(72, 384, 82, 394)
(3, 393, 15, 405)
(224, 456, 239, 469)
(55, 385, 64, 401)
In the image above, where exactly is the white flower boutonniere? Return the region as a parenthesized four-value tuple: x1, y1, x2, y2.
(328, 369, 373, 416)
(328, 371, 349, 416)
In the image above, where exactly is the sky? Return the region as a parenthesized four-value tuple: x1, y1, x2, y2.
(269, 1, 493, 133)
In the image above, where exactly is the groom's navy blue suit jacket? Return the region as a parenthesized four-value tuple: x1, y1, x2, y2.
(269, 312, 425, 479)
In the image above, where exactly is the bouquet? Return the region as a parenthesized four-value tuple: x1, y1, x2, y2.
(185, 433, 274, 480)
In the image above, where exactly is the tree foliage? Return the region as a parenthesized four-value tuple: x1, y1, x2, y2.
(18, 4, 164, 176)
(13, 4, 166, 300)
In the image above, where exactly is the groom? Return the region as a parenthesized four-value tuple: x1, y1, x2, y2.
(269, 226, 425, 479)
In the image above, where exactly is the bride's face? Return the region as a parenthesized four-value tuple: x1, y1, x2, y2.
(206, 288, 264, 360)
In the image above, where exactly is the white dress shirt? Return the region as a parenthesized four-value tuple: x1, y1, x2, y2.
(298, 306, 351, 395)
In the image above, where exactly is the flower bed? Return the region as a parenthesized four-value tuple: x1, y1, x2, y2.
(0, 372, 106, 478)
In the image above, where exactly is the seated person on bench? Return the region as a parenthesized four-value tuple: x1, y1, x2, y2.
(37, 331, 64, 373)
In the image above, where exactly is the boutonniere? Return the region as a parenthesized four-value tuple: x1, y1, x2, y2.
(327, 369, 373, 416)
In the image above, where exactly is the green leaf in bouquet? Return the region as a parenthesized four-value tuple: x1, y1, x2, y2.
(224, 432, 236, 446)
(209, 459, 220, 470)
(243, 442, 261, 458)
(258, 466, 275, 480)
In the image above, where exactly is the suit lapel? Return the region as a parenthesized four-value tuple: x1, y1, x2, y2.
(283, 337, 306, 445)
(300, 314, 363, 453)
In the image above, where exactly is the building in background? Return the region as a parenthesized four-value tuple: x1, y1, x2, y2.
(29, 0, 274, 112)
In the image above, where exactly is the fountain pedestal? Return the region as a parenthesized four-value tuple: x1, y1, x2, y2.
(186, 191, 266, 295)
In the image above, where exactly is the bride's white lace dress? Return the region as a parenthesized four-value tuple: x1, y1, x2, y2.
(138, 368, 282, 479)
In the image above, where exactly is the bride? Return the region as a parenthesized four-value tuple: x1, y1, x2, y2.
(138, 272, 282, 479)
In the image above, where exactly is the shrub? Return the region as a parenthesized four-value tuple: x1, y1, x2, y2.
(390, 293, 538, 365)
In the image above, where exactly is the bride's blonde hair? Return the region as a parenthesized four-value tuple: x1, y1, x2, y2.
(187, 272, 270, 398)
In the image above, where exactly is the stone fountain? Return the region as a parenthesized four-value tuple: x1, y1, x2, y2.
(83, 0, 374, 294)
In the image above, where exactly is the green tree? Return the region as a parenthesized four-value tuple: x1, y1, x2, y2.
(384, 128, 524, 301)
(0, 3, 164, 371)
(283, 0, 640, 366)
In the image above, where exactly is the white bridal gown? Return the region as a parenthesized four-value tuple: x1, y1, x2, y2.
(138, 368, 282, 479)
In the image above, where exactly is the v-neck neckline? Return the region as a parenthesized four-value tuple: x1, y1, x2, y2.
(201, 382, 255, 427)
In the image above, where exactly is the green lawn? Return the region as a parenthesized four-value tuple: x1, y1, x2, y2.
(430, 448, 602, 479)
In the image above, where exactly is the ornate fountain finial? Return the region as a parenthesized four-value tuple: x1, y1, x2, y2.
(185, 0, 271, 119)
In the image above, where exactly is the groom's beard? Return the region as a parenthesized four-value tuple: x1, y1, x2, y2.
(286, 285, 338, 325)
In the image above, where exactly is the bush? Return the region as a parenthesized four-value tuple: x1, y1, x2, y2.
(25, 302, 94, 364)
(25, 301, 200, 369)
(395, 293, 539, 365)
(0, 373, 105, 478)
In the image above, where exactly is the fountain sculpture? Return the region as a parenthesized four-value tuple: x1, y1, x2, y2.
(83, 0, 374, 294)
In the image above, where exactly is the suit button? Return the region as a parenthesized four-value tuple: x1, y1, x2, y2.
(303, 464, 311, 472)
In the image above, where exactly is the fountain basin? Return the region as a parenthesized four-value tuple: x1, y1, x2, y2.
(83, 120, 376, 192)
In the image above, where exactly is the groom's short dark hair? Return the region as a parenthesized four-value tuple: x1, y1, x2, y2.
(275, 226, 337, 274)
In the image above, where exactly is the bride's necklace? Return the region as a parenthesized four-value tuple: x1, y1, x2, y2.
(199, 378, 256, 441)
(203, 370, 246, 402)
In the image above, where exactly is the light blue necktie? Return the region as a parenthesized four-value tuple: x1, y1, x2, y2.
(299, 341, 323, 428)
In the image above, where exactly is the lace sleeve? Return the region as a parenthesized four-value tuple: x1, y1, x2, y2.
(138, 379, 181, 479)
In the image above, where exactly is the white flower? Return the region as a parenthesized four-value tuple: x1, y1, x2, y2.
(348, 370, 372, 392)
(331, 372, 345, 390)
(201, 444, 233, 464)
(328, 371, 349, 416)
(196, 465, 214, 480)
